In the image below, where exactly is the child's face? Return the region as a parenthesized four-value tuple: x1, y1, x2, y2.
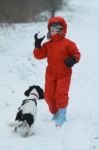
(50, 30, 62, 36)
(50, 23, 63, 36)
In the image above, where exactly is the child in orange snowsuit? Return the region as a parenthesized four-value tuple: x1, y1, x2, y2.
(33, 16, 81, 126)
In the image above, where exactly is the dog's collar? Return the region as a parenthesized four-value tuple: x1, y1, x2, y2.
(31, 98, 37, 106)
(22, 98, 37, 106)
(29, 93, 39, 99)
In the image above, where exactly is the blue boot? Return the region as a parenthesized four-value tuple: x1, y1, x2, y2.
(52, 111, 59, 121)
(55, 108, 66, 126)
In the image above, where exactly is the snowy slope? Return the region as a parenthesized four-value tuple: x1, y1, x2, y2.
(0, 0, 99, 150)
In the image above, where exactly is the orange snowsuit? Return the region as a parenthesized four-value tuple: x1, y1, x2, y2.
(33, 16, 81, 114)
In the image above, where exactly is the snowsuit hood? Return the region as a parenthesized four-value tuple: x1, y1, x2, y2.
(48, 16, 67, 36)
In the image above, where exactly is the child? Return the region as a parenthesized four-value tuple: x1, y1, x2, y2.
(33, 16, 81, 127)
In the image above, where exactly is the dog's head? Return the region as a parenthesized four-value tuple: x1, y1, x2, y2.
(24, 85, 44, 100)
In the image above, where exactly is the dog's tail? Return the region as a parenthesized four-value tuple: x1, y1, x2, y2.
(8, 120, 23, 127)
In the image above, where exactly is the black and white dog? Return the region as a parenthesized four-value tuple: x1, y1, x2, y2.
(9, 85, 44, 136)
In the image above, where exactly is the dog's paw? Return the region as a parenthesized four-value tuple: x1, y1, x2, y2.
(22, 132, 33, 137)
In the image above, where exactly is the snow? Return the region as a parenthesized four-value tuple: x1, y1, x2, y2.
(0, 0, 99, 149)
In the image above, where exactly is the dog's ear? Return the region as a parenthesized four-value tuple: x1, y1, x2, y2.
(24, 86, 34, 97)
(24, 90, 29, 97)
(34, 86, 44, 99)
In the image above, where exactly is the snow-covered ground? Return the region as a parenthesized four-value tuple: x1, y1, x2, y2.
(0, 0, 99, 149)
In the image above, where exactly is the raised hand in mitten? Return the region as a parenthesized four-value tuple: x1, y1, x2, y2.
(34, 33, 45, 48)
(64, 56, 76, 67)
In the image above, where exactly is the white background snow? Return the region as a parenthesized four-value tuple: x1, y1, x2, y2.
(0, 0, 99, 149)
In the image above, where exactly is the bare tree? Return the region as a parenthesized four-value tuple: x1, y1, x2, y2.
(43, 0, 64, 17)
